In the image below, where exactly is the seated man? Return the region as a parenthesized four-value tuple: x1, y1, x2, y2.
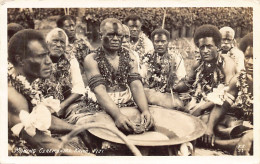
(45, 28, 86, 119)
(8, 29, 92, 156)
(124, 14, 154, 77)
(174, 25, 236, 112)
(141, 28, 185, 109)
(84, 18, 154, 133)
(219, 26, 245, 72)
(201, 32, 253, 155)
(56, 15, 92, 71)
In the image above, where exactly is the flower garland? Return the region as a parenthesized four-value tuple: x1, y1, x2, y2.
(94, 47, 132, 88)
(66, 38, 90, 67)
(192, 56, 225, 102)
(8, 62, 44, 106)
(35, 55, 71, 101)
(8, 62, 60, 137)
(130, 32, 145, 64)
(235, 70, 253, 123)
(142, 51, 177, 93)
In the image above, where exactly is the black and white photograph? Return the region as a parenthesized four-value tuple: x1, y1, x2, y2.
(0, 0, 259, 163)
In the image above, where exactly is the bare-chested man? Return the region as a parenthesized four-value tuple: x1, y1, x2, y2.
(84, 18, 154, 133)
(8, 29, 92, 156)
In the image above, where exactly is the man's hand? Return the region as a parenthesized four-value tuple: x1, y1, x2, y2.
(115, 114, 135, 133)
(141, 110, 154, 130)
(200, 128, 215, 148)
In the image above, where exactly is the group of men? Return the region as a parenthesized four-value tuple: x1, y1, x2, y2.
(8, 14, 253, 156)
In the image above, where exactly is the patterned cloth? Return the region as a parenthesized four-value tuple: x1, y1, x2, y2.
(141, 50, 186, 93)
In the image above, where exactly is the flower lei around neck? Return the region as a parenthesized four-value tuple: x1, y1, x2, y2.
(235, 70, 253, 123)
(36, 55, 71, 101)
(193, 55, 225, 102)
(94, 47, 132, 88)
(8, 62, 60, 137)
(131, 32, 145, 59)
(142, 51, 177, 93)
(67, 38, 90, 67)
(8, 62, 43, 107)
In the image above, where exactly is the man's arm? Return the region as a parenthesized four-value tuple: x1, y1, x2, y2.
(8, 86, 75, 134)
(128, 52, 154, 129)
(59, 57, 85, 116)
(83, 53, 135, 132)
(173, 62, 199, 92)
(221, 54, 237, 84)
(202, 74, 239, 146)
(230, 47, 245, 72)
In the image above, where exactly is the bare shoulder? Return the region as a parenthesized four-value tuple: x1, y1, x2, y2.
(8, 86, 29, 114)
(227, 73, 239, 96)
(230, 47, 244, 58)
(83, 52, 98, 70)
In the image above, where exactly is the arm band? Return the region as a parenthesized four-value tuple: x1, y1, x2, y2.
(127, 73, 142, 85)
(88, 75, 106, 92)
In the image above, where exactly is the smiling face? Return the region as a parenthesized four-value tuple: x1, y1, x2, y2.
(198, 37, 218, 62)
(153, 34, 169, 55)
(22, 40, 52, 79)
(244, 46, 253, 77)
(48, 31, 66, 57)
(101, 22, 123, 52)
(126, 20, 142, 38)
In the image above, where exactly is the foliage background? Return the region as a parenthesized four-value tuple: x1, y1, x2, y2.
(8, 7, 253, 39)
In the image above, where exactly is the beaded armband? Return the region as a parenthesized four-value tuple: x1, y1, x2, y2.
(127, 73, 142, 85)
(88, 75, 106, 92)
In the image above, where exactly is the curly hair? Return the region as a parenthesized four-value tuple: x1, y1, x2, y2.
(56, 15, 75, 28)
(8, 23, 24, 40)
(239, 32, 253, 53)
(151, 28, 170, 41)
(8, 29, 46, 66)
(194, 24, 222, 47)
(124, 14, 143, 24)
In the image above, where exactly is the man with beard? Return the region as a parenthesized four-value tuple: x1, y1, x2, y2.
(8, 29, 92, 156)
(219, 26, 245, 72)
(124, 15, 154, 77)
(84, 18, 154, 134)
(141, 28, 185, 109)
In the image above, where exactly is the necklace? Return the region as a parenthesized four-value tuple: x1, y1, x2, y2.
(94, 47, 132, 88)
(236, 70, 253, 123)
(36, 55, 71, 101)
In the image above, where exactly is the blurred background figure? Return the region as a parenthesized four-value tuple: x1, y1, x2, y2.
(7, 23, 24, 42)
(219, 26, 245, 72)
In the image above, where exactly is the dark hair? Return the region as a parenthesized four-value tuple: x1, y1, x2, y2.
(194, 24, 222, 47)
(56, 15, 75, 28)
(124, 14, 143, 24)
(8, 29, 46, 66)
(239, 32, 253, 53)
(8, 23, 24, 40)
(151, 28, 170, 41)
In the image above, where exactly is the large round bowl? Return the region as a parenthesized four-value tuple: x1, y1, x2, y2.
(77, 105, 206, 146)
